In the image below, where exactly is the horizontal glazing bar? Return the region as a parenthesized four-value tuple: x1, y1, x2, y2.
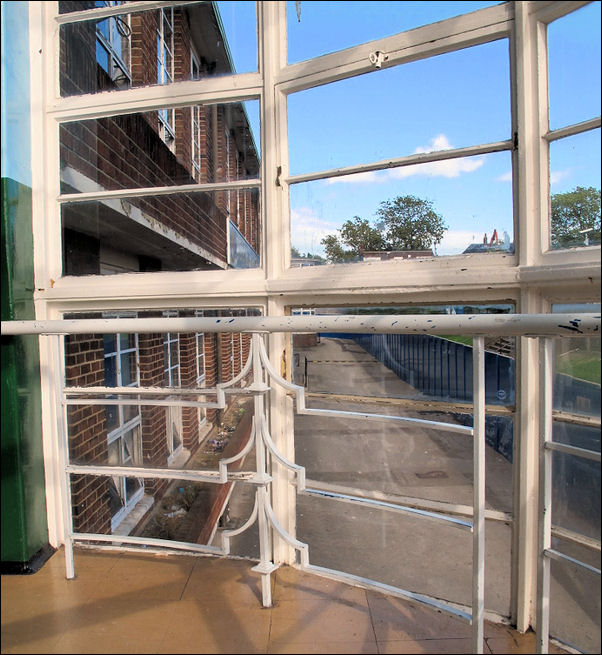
(59, 179, 262, 204)
(2, 313, 600, 336)
(71, 531, 223, 555)
(302, 564, 473, 623)
(306, 392, 515, 416)
(65, 385, 220, 396)
(544, 117, 601, 142)
(544, 441, 601, 462)
(544, 548, 602, 576)
(286, 140, 513, 186)
(297, 406, 473, 435)
(302, 487, 472, 530)
(56, 1, 204, 25)
(64, 398, 223, 408)
(304, 480, 513, 524)
(65, 464, 256, 483)
(551, 526, 601, 553)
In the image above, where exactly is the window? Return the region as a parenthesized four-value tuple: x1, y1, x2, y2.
(546, 2, 601, 251)
(191, 50, 202, 182)
(95, 1, 131, 89)
(157, 7, 175, 148)
(195, 311, 207, 430)
(103, 327, 143, 529)
(16, 3, 602, 652)
(163, 315, 183, 462)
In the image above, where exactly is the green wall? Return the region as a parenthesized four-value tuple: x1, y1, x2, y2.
(1, 177, 50, 571)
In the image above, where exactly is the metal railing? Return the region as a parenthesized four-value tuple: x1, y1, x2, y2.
(2, 312, 600, 655)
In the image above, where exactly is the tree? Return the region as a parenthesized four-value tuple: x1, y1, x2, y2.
(321, 195, 447, 263)
(551, 186, 601, 249)
(376, 195, 447, 251)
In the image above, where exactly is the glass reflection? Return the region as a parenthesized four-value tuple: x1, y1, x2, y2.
(59, 2, 257, 96)
(61, 188, 261, 275)
(549, 130, 601, 250)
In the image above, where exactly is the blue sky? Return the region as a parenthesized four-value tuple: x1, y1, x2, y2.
(220, 1, 601, 256)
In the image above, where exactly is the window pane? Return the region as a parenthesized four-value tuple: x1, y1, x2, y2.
(549, 554, 601, 653)
(61, 189, 261, 275)
(548, 2, 601, 130)
(120, 350, 136, 386)
(549, 130, 601, 250)
(59, 102, 260, 194)
(59, 2, 257, 97)
(292, 303, 515, 509)
(287, 40, 510, 176)
(286, 1, 501, 64)
(551, 303, 601, 541)
(290, 151, 513, 262)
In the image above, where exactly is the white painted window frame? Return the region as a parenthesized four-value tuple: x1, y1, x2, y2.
(26, 0, 601, 643)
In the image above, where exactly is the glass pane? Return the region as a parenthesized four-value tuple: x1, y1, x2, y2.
(120, 350, 136, 386)
(59, 2, 257, 97)
(63, 310, 259, 539)
(286, 1, 501, 64)
(552, 303, 601, 416)
(549, 555, 601, 653)
(288, 41, 510, 177)
(549, 130, 601, 250)
(292, 303, 515, 513)
(119, 332, 135, 351)
(61, 189, 261, 275)
(103, 333, 116, 354)
(551, 302, 600, 541)
(290, 151, 513, 262)
(548, 2, 601, 130)
(59, 102, 260, 194)
(291, 494, 511, 615)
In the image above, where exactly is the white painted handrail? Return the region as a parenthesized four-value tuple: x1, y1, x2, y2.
(2, 312, 600, 337)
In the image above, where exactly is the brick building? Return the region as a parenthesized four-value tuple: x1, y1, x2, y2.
(59, 2, 260, 535)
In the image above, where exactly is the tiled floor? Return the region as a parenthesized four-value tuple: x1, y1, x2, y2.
(1, 547, 570, 654)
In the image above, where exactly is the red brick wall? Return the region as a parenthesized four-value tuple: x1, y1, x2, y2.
(65, 333, 111, 534)
(178, 333, 199, 450)
(59, 5, 260, 269)
(138, 333, 168, 497)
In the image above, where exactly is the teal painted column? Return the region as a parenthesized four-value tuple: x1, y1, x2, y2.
(1, 1, 51, 572)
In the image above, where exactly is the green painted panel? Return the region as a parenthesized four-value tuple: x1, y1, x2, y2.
(1, 177, 49, 566)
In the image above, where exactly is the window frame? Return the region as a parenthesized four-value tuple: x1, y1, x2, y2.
(27, 0, 602, 638)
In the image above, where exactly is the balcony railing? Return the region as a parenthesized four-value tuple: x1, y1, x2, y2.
(2, 312, 600, 655)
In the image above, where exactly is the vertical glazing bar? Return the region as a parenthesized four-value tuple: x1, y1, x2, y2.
(252, 333, 272, 607)
(536, 338, 554, 654)
(472, 336, 485, 654)
(53, 334, 75, 578)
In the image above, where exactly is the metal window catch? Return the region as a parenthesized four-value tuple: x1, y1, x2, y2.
(369, 50, 388, 68)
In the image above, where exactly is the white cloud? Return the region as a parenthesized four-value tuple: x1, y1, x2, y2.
(290, 206, 338, 255)
(324, 134, 484, 184)
(436, 230, 480, 256)
(550, 169, 571, 185)
(495, 171, 513, 182)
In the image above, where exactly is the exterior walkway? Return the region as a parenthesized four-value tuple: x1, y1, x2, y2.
(1, 547, 571, 654)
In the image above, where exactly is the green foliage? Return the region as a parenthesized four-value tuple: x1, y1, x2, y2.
(321, 195, 447, 263)
(376, 195, 447, 250)
(551, 186, 601, 248)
